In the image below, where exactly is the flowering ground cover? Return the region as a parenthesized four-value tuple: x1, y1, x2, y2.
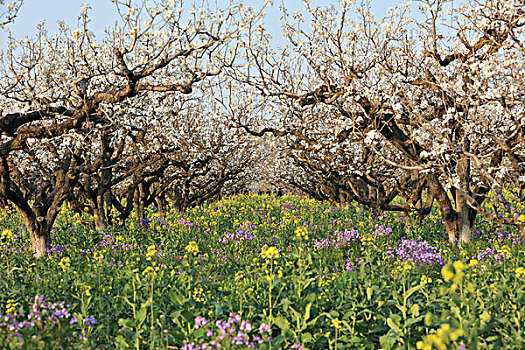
(0, 194, 524, 349)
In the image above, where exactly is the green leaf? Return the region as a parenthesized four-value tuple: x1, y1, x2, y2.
(214, 302, 223, 316)
(171, 310, 182, 323)
(118, 318, 134, 329)
(169, 290, 184, 305)
(480, 311, 491, 325)
(182, 310, 194, 322)
(136, 307, 147, 325)
(306, 293, 317, 303)
(404, 284, 424, 300)
(410, 304, 420, 317)
(380, 330, 399, 350)
(303, 302, 312, 324)
(301, 332, 313, 343)
(406, 317, 422, 327)
(386, 317, 403, 335)
(273, 316, 290, 331)
(280, 298, 291, 311)
(115, 335, 129, 348)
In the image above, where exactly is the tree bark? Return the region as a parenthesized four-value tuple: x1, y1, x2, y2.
(93, 202, 108, 232)
(20, 212, 51, 258)
(428, 174, 478, 245)
(155, 194, 166, 219)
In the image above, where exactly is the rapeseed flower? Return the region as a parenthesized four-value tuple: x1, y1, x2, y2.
(5, 299, 16, 313)
(1, 229, 13, 241)
(420, 275, 432, 285)
(416, 323, 464, 350)
(441, 261, 468, 291)
(185, 241, 199, 255)
(260, 245, 279, 259)
(295, 226, 308, 239)
(330, 318, 342, 330)
(58, 257, 71, 271)
(146, 244, 157, 260)
(516, 267, 525, 278)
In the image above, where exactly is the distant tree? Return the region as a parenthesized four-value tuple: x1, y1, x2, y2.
(0, 0, 264, 256)
(230, 0, 525, 244)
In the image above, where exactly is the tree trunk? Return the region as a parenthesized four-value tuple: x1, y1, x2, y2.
(22, 214, 51, 258)
(155, 195, 166, 219)
(138, 182, 145, 222)
(428, 174, 478, 245)
(456, 138, 476, 245)
(457, 205, 477, 245)
(93, 202, 108, 232)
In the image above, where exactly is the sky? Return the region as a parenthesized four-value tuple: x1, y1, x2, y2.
(0, 0, 408, 49)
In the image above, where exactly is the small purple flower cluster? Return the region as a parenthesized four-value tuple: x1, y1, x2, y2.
(46, 242, 68, 257)
(313, 229, 362, 251)
(475, 248, 498, 262)
(344, 256, 361, 272)
(0, 295, 78, 340)
(139, 218, 151, 229)
(0, 228, 30, 257)
(474, 247, 511, 264)
(240, 221, 257, 231)
(372, 212, 388, 220)
(487, 229, 524, 245)
(267, 237, 279, 246)
(281, 202, 299, 213)
(83, 315, 97, 329)
(182, 313, 272, 350)
(177, 218, 194, 227)
(343, 256, 376, 273)
(387, 238, 444, 268)
(372, 224, 393, 238)
(218, 230, 255, 245)
(0, 244, 30, 257)
(210, 248, 227, 262)
(77, 234, 140, 269)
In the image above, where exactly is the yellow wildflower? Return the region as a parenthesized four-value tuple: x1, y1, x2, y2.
(260, 245, 279, 259)
(331, 318, 342, 330)
(420, 275, 432, 285)
(58, 257, 71, 271)
(516, 267, 525, 278)
(146, 244, 157, 260)
(185, 241, 199, 255)
(6, 299, 16, 313)
(142, 266, 154, 276)
(295, 226, 308, 239)
(1, 229, 13, 241)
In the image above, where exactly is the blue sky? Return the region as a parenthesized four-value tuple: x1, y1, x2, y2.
(0, 1, 406, 48)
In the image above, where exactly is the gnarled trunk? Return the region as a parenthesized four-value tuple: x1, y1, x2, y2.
(20, 212, 51, 258)
(428, 174, 478, 245)
(93, 202, 108, 232)
(155, 195, 166, 219)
